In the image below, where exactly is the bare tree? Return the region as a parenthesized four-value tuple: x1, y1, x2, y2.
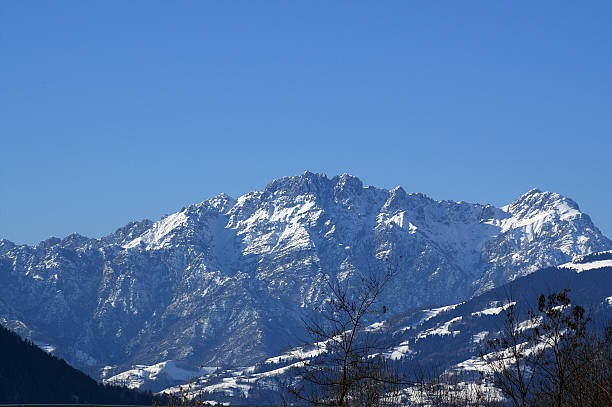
(479, 294, 537, 407)
(410, 367, 501, 407)
(528, 290, 585, 406)
(289, 257, 403, 407)
(481, 289, 612, 407)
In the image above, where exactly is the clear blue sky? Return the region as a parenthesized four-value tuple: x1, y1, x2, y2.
(1, 1, 611, 245)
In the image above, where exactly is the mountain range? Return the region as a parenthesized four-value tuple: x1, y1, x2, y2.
(138, 252, 612, 404)
(0, 172, 610, 392)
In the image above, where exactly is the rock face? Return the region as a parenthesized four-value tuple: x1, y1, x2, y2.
(0, 172, 610, 380)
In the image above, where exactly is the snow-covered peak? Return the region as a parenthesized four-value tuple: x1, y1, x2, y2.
(495, 189, 583, 235)
(504, 189, 580, 219)
(384, 186, 408, 207)
(332, 173, 364, 203)
(60, 232, 90, 248)
(262, 171, 332, 200)
(202, 193, 236, 212)
(36, 236, 62, 249)
(1, 172, 610, 390)
(0, 239, 16, 255)
(119, 193, 235, 250)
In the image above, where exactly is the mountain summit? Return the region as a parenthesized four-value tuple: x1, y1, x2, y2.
(0, 173, 610, 382)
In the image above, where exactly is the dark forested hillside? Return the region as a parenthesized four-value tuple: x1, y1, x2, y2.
(0, 323, 154, 404)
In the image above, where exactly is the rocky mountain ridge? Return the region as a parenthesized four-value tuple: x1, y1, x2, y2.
(0, 172, 610, 383)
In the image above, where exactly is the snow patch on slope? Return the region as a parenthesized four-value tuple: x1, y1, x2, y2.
(105, 360, 210, 389)
(123, 212, 189, 250)
(471, 302, 515, 317)
(418, 316, 462, 339)
(420, 304, 459, 323)
(559, 260, 612, 272)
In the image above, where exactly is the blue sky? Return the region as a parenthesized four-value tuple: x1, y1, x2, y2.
(1, 1, 611, 244)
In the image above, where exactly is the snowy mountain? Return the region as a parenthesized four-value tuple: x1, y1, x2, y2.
(0, 172, 610, 387)
(139, 256, 611, 404)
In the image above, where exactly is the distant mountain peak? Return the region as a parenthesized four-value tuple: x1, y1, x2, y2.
(203, 192, 236, 211)
(390, 185, 406, 195)
(525, 187, 543, 194)
(0, 172, 610, 389)
(333, 173, 363, 189)
(505, 188, 580, 220)
(262, 171, 332, 198)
